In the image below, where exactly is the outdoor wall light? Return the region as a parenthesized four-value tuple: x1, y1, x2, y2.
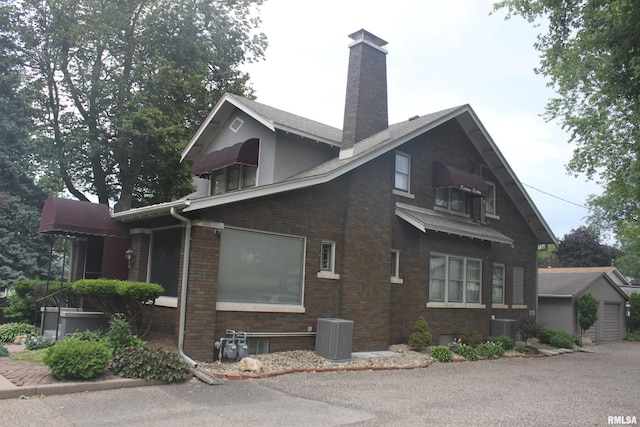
(125, 248, 135, 269)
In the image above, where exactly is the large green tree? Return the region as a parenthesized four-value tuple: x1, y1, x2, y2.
(0, 8, 51, 289)
(493, 1, 640, 245)
(6, 0, 266, 211)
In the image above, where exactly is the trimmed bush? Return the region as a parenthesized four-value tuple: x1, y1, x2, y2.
(24, 335, 56, 350)
(487, 335, 514, 350)
(430, 346, 453, 362)
(43, 340, 111, 380)
(0, 322, 36, 343)
(476, 343, 505, 359)
(110, 347, 190, 382)
(0, 344, 8, 357)
(407, 317, 432, 351)
(454, 344, 478, 361)
(549, 331, 575, 349)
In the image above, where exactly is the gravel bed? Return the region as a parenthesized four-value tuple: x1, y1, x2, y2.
(199, 345, 435, 377)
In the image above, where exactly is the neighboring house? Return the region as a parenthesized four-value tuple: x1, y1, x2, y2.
(538, 267, 629, 341)
(39, 30, 556, 362)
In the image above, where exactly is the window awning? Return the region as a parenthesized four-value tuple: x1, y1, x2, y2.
(396, 204, 513, 245)
(432, 162, 489, 196)
(38, 197, 130, 238)
(192, 138, 259, 177)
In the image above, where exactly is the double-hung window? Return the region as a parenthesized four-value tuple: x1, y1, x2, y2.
(429, 254, 482, 304)
(484, 182, 497, 217)
(492, 264, 505, 304)
(320, 241, 336, 273)
(395, 152, 410, 192)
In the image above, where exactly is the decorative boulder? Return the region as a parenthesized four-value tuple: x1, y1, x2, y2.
(238, 357, 264, 373)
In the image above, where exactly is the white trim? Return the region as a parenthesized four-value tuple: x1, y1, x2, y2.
(390, 277, 404, 285)
(512, 305, 529, 309)
(317, 271, 340, 280)
(491, 304, 509, 309)
(155, 296, 178, 308)
(392, 189, 415, 199)
(216, 302, 305, 313)
(427, 302, 486, 309)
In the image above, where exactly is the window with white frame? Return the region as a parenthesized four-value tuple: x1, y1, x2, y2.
(429, 254, 482, 303)
(484, 182, 497, 216)
(391, 250, 400, 279)
(434, 188, 466, 213)
(512, 266, 525, 305)
(320, 241, 336, 273)
(492, 264, 505, 304)
(209, 164, 257, 196)
(395, 152, 410, 192)
(218, 228, 305, 306)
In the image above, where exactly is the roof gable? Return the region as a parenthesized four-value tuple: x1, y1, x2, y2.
(538, 267, 630, 299)
(181, 93, 342, 161)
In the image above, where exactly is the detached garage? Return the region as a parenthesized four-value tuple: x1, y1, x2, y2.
(538, 267, 628, 342)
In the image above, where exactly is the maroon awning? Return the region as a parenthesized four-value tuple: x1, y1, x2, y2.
(432, 162, 489, 196)
(39, 197, 130, 238)
(192, 138, 259, 177)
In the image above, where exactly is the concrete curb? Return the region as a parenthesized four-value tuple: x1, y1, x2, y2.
(0, 377, 166, 400)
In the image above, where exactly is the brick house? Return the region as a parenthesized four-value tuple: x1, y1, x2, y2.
(44, 30, 556, 362)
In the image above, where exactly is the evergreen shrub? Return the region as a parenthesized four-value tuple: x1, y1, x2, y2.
(44, 340, 111, 380)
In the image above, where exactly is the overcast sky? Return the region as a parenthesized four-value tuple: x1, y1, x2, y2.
(241, 0, 603, 241)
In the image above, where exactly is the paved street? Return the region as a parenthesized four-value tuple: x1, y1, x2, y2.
(2, 341, 638, 426)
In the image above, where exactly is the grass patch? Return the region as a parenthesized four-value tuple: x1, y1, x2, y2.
(9, 349, 47, 363)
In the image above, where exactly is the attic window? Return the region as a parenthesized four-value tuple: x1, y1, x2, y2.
(229, 117, 244, 133)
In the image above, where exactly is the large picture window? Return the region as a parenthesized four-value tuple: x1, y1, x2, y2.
(429, 254, 481, 304)
(218, 228, 305, 306)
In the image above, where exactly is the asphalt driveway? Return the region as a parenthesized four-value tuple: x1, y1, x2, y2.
(2, 341, 638, 426)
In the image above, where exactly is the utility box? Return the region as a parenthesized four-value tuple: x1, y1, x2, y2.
(491, 318, 517, 342)
(315, 318, 353, 361)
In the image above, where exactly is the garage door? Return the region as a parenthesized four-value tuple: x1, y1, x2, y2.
(602, 303, 621, 341)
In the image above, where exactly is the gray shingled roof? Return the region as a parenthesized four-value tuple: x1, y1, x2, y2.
(538, 269, 604, 297)
(228, 94, 343, 144)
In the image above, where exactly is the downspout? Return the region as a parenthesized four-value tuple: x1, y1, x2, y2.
(170, 206, 197, 367)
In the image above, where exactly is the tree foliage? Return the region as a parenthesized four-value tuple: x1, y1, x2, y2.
(492, 0, 640, 260)
(629, 293, 640, 332)
(5, 0, 267, 211)
(555, 226, 622, 268)
(577, 293, 598, 336)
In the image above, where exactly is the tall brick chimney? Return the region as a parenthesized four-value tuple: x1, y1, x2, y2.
(341, 29, 389, 146)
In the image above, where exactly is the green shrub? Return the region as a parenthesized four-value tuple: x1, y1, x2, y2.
(487, 335, 514, 350)
(44, 340, 111, 380)
(516, 316, 544, 342)
(64, 328, 106, 342)
(454, 344, 478, 361)
(0, 344, 8, 357)
(110, 347, 190, 382)
(515, 346, 534, 355)
(460, 330, 482, 346)
(430, 346, 453, 362)
(24, 336, 56, 350)
(476, 343, 505, 359)
(0, 322, 36, 343)
(3, 280, 73, 324)
(407, 317, 432, 351)
(629, 294, 640, 331)
(102, 315, 145, 356)
(537, 329, 557, 344)
(549, 331, 575, 349)
(626, 331, 640, 342)
(578, 293, 598, 335)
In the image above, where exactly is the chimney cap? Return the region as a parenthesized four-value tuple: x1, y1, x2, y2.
(348, 29, 388, 48)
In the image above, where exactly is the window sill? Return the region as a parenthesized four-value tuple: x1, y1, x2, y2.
(485, 213, 500, 220)
(216, 302, 306, 313)
(390, 277, 404, 285)
(317, 271, 340, 280)
(427, 302, 486, 309)
(491, 304, 509, 309)
(392, 189, 415, 199)
(512, 304, 528, 309)
(155, 296, 178, 308)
